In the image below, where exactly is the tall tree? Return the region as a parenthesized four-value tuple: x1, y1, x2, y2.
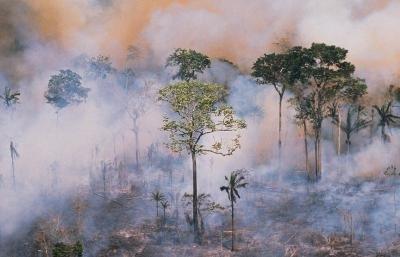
(119, 45, 140, 91)
(166, 48, 210, 82)
(125, 80, 152, 171)
(159, 81, 246, 242)
(252, 53, 288, 156)
(252, 47, 308, 161)
(291, 43, 358, 179)
(44, 69, 89, 115)
(220, 169, 248, 251)
(373, 101, 400, 142)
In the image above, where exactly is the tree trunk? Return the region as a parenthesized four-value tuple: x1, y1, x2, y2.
(381, 124, 386, 142)
(156, 202, 159, 217)
(394, 185, 397, 234)
(346, 139, 350, 170)
(314, 130, 322, 180)
(346, 137, 351, 155)
(318, 132, 322, 179)
(191, 151, 200, 242)
(370, 109, 375, 139)
(278, 95, 283, 159)
(102, 164, 106, 197)
(11, 155, 15, 190)
(133, 118, 140, 171)
(135, 130, 139, 171)
(231, 201, 234, 251)
(131, 114, 140, 171)
(303, 120, 309, 179)
(337, 111, 341, 155)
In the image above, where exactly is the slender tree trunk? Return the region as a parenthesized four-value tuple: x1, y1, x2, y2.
(381, 124, 386, 142)
(314, 137, 318, 180)
(346, 137, 351, 155)
(135, 130, 139, 171)
(11, 154, 15, 189)
(278, 95, 283, 161)
(191, 151, 199, 242)
(345, 139, 351, 170)
(163, 208, 166, 221)
(156, 202, 159, 217)
(132, 117, 140, 171)
(314, 130, 322, 180)
(231, 201, 234, 251)
(102, 166, 106, 197)
(395, 187, 397, 234)
(318, 133, 322, 179)
(303, 120, 309, 179)
(370, 109, 375, 139)
(337, 111, 341, 155)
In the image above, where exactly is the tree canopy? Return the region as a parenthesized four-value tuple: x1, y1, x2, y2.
(44, 69, 89, 110)
(166, 48, 211, 82)
(159, 81, 246, 156)
(86, 55, 115, 80)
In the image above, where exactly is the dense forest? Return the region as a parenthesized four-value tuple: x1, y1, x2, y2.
(1, 1, 400, 257)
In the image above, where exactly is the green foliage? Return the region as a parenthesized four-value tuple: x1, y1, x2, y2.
(339, 77, 367, 103)
(220, 169, 248, 204)
(151, 190, 165, 217)
(118, 67, 135, 90)
(0, 87, 20, 107)
(373, 101, 400, 127)
(252, 53, 288, 95)
(53, 241, 83, 257)
(182, 192, 224, 234)
(151, 190, 165, 202)
(332, 105, 370, 146)
(166, 48, 210, 81)
(44, 69, 89, 110)
(161, 200, 169, 210)
(217, 58, 239, 70)
(159, 81, 246, 155)
(86, 55, 115, 80)
(373, 101, 400, 142)
(252, 46, 310, 93)
(285, 43, 364, 136)
(182, 193, 224, 214)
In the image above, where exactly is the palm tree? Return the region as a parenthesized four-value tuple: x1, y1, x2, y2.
(0, 87, 20, 108)
(151, 190, 165, 217)
(220, 169, 248, 251)
(160, 200, 169, 222)
(373, 101, 400, 142)
(332, 106, 370, 154)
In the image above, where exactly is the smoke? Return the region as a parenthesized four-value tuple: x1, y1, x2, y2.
(1, 0, 400, 254)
